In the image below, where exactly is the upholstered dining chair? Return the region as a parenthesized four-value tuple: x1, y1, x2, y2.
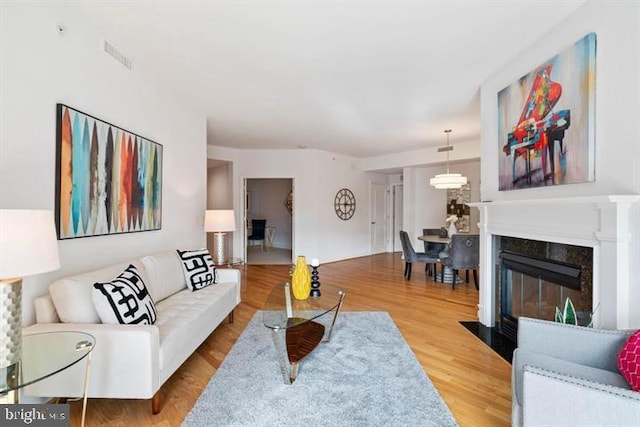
(422, 228, 446, 259)
(248, 219, 267, 250)
(440, 234, 479, 290)
(399, 231, 438, 280)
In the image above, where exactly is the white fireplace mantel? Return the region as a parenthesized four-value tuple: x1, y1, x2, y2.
(469, 194, 640, 330)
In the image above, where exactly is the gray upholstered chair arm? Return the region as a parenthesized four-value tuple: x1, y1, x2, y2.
(522, 366, 640, 427)
(517, 317, 632, 372)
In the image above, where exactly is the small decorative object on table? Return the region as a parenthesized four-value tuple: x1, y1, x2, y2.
(291, 255, 311, 300)
(310, 258, 321, 297)
(555, 297, 598, 327)
(446, 214, 458, 236)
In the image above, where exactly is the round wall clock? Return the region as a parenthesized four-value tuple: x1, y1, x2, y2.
(334, 188, 356, 220)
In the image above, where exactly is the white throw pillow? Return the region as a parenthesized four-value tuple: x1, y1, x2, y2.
(176, 249, 218, 291)
(92, 264, 157, 325)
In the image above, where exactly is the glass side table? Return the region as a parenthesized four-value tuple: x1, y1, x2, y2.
(263, 282, 345, 384)
(0, 331, 95, 427)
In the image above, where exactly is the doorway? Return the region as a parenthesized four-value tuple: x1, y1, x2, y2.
(244, 178, 293, 265)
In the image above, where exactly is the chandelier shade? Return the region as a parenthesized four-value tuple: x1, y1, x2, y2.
(430, 129, 467, 190)
(429, 173, 468, 189)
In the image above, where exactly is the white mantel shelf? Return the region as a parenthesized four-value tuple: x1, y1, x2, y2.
(468, 194, 640, 207)
(470, 194, 640, 330)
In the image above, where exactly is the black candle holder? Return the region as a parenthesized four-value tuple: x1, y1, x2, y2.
(310, 266, 321, 297)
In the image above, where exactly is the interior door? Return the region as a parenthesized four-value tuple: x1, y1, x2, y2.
(392, 184, 403, 252)
(370, 183, 387, 254)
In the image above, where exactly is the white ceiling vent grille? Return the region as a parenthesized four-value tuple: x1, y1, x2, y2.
(102, 39, 133, 70)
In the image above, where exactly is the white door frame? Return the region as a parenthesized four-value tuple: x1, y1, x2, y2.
(392, 183, 403, 252)
(370, 182, 388, 254)
(243, 177, 295, 264)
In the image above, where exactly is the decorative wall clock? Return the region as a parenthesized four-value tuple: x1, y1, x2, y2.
(334, 188, 356, 220)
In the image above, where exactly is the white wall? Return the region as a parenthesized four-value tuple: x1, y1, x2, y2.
(481, 0, 640, 202)
(479, 0, 640, 326)
(207, 163, 232, 209)
(208, 146, 387, 263)
(403, 159, 481, 243)
(207, 163, 233, 253)
(1, 4, 207, 325)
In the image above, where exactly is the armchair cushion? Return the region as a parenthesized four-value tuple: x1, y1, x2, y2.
(92, 264, 158, 325)
(618, 330, 640, 391)
(514, 348, 631, 406)
(523, 366, 640, 427)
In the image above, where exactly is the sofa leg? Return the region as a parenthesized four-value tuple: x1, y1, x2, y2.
(228, 310, 234, 324)
(152, 390, 162, 415)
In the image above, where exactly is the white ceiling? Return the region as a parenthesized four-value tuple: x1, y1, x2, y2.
(73, 1, 585, 158)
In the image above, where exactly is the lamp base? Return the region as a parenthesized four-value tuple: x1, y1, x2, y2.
(0, 278, 22, 370)
(1, 278, 22, 403)
(212, 232, 228, 265)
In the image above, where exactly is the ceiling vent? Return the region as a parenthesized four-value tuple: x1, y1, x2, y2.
(102, 39, 133, 70)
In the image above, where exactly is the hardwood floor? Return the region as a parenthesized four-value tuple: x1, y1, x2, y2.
(69, 253, 511, 426)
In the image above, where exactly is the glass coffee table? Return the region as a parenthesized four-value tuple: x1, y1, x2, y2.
(263, 282, 345, 384)
(0, 331, 94, 427)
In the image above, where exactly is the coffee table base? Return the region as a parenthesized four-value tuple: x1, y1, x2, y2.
(268, 290, 346, 384)
(286, 320, 325, 382)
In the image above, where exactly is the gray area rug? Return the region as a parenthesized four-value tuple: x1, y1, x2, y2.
(182, 311, 458, 427)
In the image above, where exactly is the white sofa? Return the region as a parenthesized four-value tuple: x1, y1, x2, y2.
(23, 251, 241, 413)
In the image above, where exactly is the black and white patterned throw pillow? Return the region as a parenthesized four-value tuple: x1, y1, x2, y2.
(92, 264, 157, 325)
(176, 249, 218, 291)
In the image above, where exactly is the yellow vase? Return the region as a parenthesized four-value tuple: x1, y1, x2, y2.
(292, 255, 311, 300)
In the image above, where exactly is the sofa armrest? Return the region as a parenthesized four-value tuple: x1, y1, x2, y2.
(523, 366, 640, 427)
(217, 268, 241, 304)
(23, 322, 160, 399)
(517, 317, 632, 372)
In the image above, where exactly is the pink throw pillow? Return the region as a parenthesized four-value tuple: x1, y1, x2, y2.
(618, 330, 640, 391)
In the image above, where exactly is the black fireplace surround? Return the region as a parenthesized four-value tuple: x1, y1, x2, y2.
(497, 236, 593, 342)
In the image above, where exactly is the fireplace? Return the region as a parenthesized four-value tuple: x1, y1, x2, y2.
(470, 195, 639, 331)
(498, 236, 592, 341)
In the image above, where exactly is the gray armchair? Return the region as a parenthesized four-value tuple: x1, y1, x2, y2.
(399, 231, 438, 280)
(440, 234, 479, 289)
(512, 317, 640, 427)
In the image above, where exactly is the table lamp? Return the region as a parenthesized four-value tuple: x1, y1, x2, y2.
(204, 210, 236, 265)
(0, 210, 60, 371)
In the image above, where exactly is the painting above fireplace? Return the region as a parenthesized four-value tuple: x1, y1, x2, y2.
(497, 33, 596, 191)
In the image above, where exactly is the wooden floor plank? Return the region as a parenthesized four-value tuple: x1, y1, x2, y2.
(69, 253, 511, 426)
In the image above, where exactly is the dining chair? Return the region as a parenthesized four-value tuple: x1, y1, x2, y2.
(248, 219, 267, 250)
(399, 231, 438, 280)
(422, 228, 445, 258)
(440, 234, 479, 290)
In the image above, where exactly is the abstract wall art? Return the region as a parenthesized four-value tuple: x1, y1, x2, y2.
(55, 104, 162, 239)
(446, 183, 470, 233)
(498, 33, 596, 191)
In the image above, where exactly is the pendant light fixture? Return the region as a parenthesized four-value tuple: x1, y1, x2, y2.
(429, 129, 467, 189)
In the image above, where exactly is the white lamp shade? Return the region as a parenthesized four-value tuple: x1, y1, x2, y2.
(0, 209, 61, 279)
(204, 210, 236, 232)
(429, 173, 468, 189)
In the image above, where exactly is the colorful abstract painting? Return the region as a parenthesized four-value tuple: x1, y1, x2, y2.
(55, 104, 162, 239)
(498, 33, 596, 191)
